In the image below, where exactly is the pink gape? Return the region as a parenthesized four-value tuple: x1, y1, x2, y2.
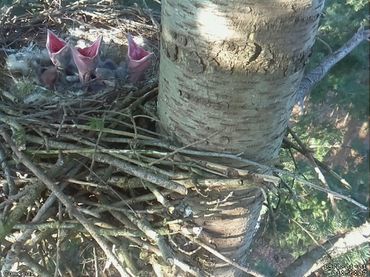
(71, 36, 102, 83)
(46, 29, 71, 69)
(127, 34, 153, 83)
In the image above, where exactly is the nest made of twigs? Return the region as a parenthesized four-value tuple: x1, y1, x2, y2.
(0, 2, 279, 276)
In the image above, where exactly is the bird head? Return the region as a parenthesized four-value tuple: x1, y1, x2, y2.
(71, 36, 102, 83)
(127, 34, 153, 83)
(46, 29, 71, 69)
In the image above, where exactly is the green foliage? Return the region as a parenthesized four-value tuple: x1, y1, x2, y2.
(88, 117, 105, 130)
(322, 245, 370, 277)
(309, 0, 369, 117)
(253, 260, 277, 277)
(274, 1, 369, 271)
(346, 0, 368, 12)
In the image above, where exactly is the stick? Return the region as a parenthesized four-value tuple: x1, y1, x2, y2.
(296, 27, 369, 105)
(0, 129, 130, 277)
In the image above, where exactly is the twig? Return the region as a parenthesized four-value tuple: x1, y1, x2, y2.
(0, 177, 46, 243)
(148, 131, 219, 166)
(316, 36, 333, 54)
(101, 189, 181, 272)
(26, 135, 188, 195)
(0, 142, 16, 195)
(19, 252, 51, 277)
(274, 169, 368, 211)
(93, 247, 99, 277)
(181, 231, 267, 277)
(125, 86, 158, 112)
(284, 138, 351, 189)
(0, 129, 130, 277)
(14, 221, 144, 237)
(120, 206, 175, 265)
(283, 138, 351, 189)
(109, 237, 139, 276)
(125, 236, 202, 276)
(102, 136, 271, 172)
(1, 183, 66, 274)
(280, 213, 321, 247)
(279, 221, 370, 277)
(145, 181, 173, 209)
(287, 127, 338, 210)
(181, 156, 280, 186)
(0, 188, 30, 211)
(296, 27, 370, 104)
(54, 201, 63, 277)
(49, 123, 155, 140)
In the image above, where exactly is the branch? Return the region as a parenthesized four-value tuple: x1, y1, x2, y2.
(0, 129, 131, 277)
(0, 142, 17, 195)
(181, 231, 267, 277)
(274, 169, 368, 212)
(26, 135, 188, 195)
(296, 27, 370, 105)
(279, 221, 370, 277)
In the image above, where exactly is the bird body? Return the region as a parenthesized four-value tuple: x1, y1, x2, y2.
(6, 30, 154, 92)
(39, 66, 58, 89)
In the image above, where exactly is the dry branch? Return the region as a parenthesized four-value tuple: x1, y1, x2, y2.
(279, 221, 370, 277)
(0, 129, 130, 276)
(296, 26, 370, 105)
(0, 1, 367, 276)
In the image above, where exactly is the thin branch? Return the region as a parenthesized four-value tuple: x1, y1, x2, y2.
(1, 184, 64, 274)
(129, 236, 203, 276)
(181, 231, 267, 277)
(0, 142, 16, 195)
(0, 179, 45, 243)
(274, 169, 368, 212)
(279, 221, 370, 277)
(148, 131, 219, 166)
(296, 27, 370, 104)
(283, 138, 351, 189)
(26, 135, 188, 195)
(0, 129, 130, 277)
(118, 204, 175, 265)
(101, 136, 271, 172)
(287, 127, 338, 210)
(14, 221, 145, 237)
(19, 252, 51, 277)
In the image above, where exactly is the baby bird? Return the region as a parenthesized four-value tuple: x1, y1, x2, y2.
(46, 29, 71, 70)
(126, 34, 153, 83)
(71, 36, 102, 84)
(39, 66, 58, 89)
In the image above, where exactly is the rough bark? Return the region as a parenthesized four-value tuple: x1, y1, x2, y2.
(157, 1, 324, 276)
(187, 186, 265, 276)
(158, 0, 324, 164)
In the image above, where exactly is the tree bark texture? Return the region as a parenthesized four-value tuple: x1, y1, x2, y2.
(185, 185, 264, 276)
(158, 0, 325, 164)
(158, 1, 324, 276)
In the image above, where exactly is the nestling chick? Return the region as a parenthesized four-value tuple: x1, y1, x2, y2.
(71, 36, 102, 84)
(126, 33, 153, 83)
(46, 29, 71, 70)
(39, 66, 58, 89)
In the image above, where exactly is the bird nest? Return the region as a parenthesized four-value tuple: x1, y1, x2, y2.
(0, 1, 276, 276)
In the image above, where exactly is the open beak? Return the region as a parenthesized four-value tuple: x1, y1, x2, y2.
(127, 34, 153, 83)
(71, 36, 102, 83)
(46, 29, 71, 69)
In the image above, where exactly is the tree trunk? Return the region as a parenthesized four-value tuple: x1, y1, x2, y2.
(157, 0, 324, 276)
